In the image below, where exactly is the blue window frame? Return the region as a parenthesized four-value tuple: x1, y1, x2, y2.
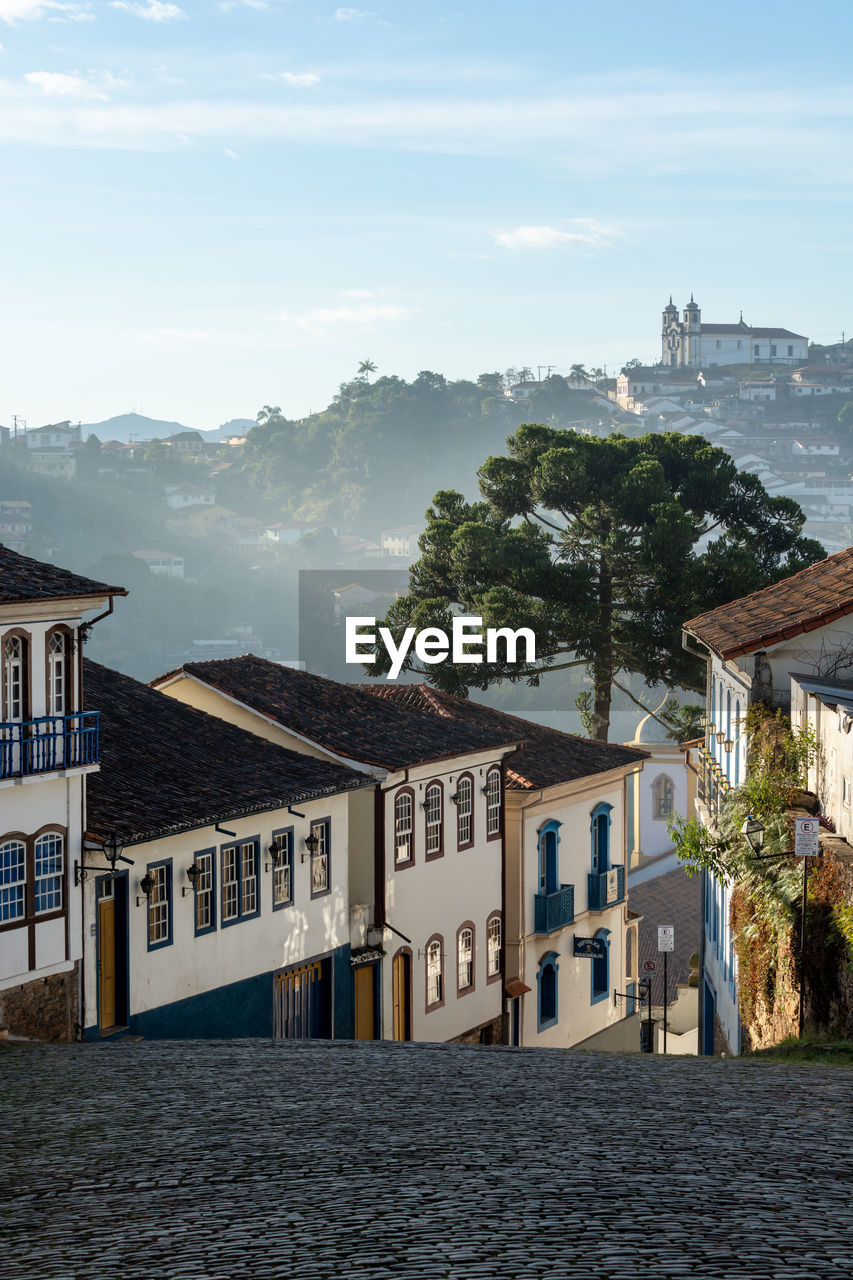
(271, 827, 294, 910)
(309, 818, 331, 899)
(591, 928, 610, 1004)
(220, 836, 261, 927)
(193, 848, 216, 937)
(146, 859, 173, 951)
(704, 871, 711, 936)
(734, 700, 741, 787)
(537, 820, 561, 895)
(590, 804, 612, 874)
(537, 951, 559, 1031)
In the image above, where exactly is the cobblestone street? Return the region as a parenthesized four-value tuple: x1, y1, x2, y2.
(2, 1039, 851, 1280)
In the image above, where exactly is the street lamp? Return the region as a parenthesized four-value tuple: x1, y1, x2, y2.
(302, 831, 320, 864)
(741, 814, 766, 854)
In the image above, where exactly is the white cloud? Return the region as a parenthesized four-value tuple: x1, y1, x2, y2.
(494, 220, 622, 251)
(341, 288, 372, 298)
(24, 69, 109, 99)
(283, 302, 410, 333)
(110, 0, 184, 20)
(224, 145, 237, 158)
(279, 71, 320, 88)
(0, 0, 86, 21)
(333, 7, 365, 20)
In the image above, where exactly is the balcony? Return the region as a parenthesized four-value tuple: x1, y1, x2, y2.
(587, 864, 625, 911)
(534, 884, 574, 934)
(0, 713, 99, 781)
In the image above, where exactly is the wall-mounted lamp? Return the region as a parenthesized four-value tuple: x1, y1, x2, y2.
(741, 814, 766, 855)
(266, 839, 287, 873)
(136, 871, 156, 907)
(716, 730, 726, 744)
(302, 831, 320, 864)
(724, 738, 734, 754)
(708, 722, 716, 736)
(182, 862, 203, 897)
(449, 792, 461, 805)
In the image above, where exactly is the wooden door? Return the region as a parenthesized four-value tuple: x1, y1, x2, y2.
(392, 951, 411, 1042)
(98, 892, 116, 1030)
(354, 964, 375, 1040)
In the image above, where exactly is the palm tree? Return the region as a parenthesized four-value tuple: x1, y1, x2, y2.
(357, 359, 377, 383)
(569, 363, 588, 384)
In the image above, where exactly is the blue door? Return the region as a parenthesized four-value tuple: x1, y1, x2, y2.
(703, 980, 716, 1056)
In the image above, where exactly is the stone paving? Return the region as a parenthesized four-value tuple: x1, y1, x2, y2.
(2, 1039, 852, 1279)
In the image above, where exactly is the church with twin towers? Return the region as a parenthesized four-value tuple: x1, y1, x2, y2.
(661, 296, 807, 368)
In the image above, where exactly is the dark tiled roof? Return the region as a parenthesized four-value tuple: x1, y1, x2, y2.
(361, 683, 648, 789)
(152, 656, 518, 770)
(630, 867, 702, 1006)
(0, 546, 126, 606)
(84, 660, 368, 845)
(684, 546, 853, 660)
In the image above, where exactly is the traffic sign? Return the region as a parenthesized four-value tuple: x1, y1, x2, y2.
(643, 959, 656, 972)
(658, 925, 675, 953)
(794, 817, 820, 858)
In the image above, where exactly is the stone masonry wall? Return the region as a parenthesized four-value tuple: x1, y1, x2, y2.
(0, 968, 79, 1042)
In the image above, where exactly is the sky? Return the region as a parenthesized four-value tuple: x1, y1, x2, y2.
(1, 0, 851, 430)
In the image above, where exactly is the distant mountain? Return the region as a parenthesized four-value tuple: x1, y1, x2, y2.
(79, 413, 219, 443)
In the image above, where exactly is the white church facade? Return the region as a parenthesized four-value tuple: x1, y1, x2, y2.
(661, 297, 807, 369)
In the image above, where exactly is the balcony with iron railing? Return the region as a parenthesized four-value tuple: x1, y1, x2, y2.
(587, 864, 625, 911)
(696, 744, 732, 829)
(534, 884, 575, 934)
(0, 713, 99, 781)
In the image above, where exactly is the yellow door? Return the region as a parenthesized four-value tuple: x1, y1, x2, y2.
(98, 897, 116, 1029)
(392, 952, 411, 1042)
(354, 965, 375, 1040)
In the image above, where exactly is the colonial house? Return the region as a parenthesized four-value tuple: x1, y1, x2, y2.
(364, 684, 648, 1049)
(82, 661, 369, 1040)
(682, 546, 853, 1054)
(661, 297, 807, 368)
(0, 549, 126, 1040)
(151, 657, 519, 1045)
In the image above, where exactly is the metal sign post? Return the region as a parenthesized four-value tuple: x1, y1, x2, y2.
(657, 926, 674, 1055)
(794, 819, 820, 1038)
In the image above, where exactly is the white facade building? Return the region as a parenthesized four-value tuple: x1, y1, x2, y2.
(0, 550, 125, 1040)
(661, 297, 807, 369)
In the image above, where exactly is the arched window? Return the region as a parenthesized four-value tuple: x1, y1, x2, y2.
(457, 924, 474, 993)
(394, 789, 414, 865)
(47, 630, 70, 717)
(425, 936, 443, 1009)
(653, 774, 675, 820)
(3, 634, 28, 722)
(424, 783, 443, 857)
(485, 767, 501, 838)
(590, 804, 612, 873)
(538, 821, 561, 895)
(0, 838, 26, 922)
(486, 912, 502, 980)
(591, 928, 610, 1004)
(537, 951, 559, 1030)
(456, 774, 473, 848)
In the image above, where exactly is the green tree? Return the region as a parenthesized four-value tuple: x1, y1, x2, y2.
(357, 359, 378, 383)
(372, 426, 824, 740)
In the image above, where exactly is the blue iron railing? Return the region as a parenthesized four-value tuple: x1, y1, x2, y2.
(0, 713, 99, 780)
(587, 864, 625, 911)
(534, 884, 575, 933)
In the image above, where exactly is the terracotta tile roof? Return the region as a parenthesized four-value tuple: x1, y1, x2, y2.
(683, 546, 853, 660)
(84, 660, 369, 845)
(0, 546, 126, 606)
(630, 867, 701, 1006)
(152, 656, 519, 771)
(360, 683, 648, 789)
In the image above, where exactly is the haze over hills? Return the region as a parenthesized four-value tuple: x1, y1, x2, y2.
(78, 412, 255, 444)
